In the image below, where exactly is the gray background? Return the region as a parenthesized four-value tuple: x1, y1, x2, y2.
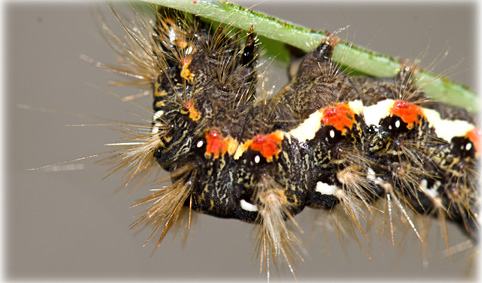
(6, 1, 478, 281)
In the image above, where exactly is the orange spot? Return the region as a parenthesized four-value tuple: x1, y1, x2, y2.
(177, 40, 188, 49)
(466, 128, 481, 155)
(163, 18, 174, 27)
(390, 100, 423, 128)
(322, 103, 355, 133)
(205, 130, 229, 159)
(248, 132, 283, 162)
(184, 100, 200, 121)
(181, 69, 193, 80)
(180, 57, 194, 82)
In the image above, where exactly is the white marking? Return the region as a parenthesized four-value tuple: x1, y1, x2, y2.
(151, 123, 161, 134)
(348, 100, 364, 115)
(153, 110, 164, 120)
(254, 155, 261, 164)
(420, 179, 428, 191)
(363, 99, 395, 126)
(419, 180, 440, 200)
(395, 119, 401, 128)
(196, 140, 204, 148)
(367, 167, 376, 181)
(288, 109, 324, 142)
(366, 167, 384, 185)
(315, 181, 337, 195)
(151, 110, 165, 134)
(186, 46, 193, 54)
(423, 108, 475, 142)
(168, 29, 176, 42)
(466, 142, 472, 151)
(426, 181, 443, 208)
(329, 129, 335, 138)
(240, 199, 258, 212)
(234, 145, 243, 160)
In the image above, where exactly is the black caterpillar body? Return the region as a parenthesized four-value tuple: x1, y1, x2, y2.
(104, 7, 479, 275)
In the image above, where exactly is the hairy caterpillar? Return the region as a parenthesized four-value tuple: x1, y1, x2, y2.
(11, 2, 478, 282)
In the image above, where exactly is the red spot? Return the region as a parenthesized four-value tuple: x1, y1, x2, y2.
(183, 100, 200, 120)
(181, 57, 191, 66)
(205, 130, 228, 158)
(249, 133, 282, 161)
(390, 100, 423, 127)
(209, 130, 218, 138)
(184, 101, 193, 110)
(466, 128, 481, 154)
(322, 103, 355, 133)
(192, 0, 198, 3)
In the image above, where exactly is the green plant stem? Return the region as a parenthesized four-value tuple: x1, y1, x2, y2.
(143, 0, 478, 113)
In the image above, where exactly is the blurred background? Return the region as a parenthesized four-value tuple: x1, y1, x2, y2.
(6, 0, 478, 281)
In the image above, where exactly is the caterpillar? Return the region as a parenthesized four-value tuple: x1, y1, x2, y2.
(11, 1, 478, 282)
(91, 2, 480, 279)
